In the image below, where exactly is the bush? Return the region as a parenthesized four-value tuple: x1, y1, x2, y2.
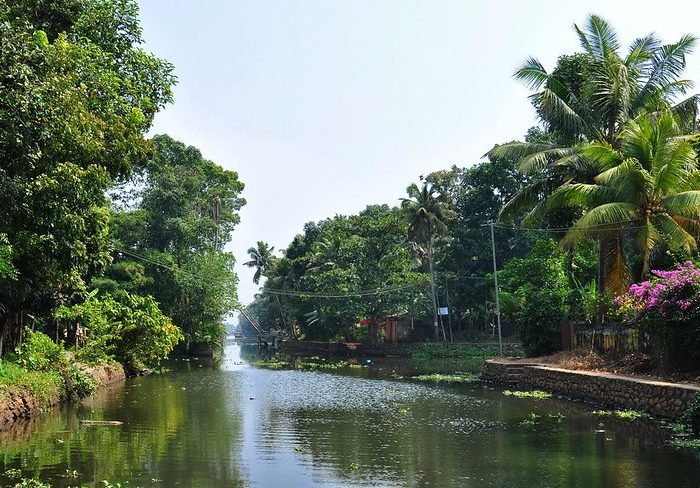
(63, 365, 97, 398)
(12, 330, 96, 400)
(14, 330, 63, 372)
(55, 291, 183, 369)
(499, 240, 570, 357)
(616, 262, 700, 369)
(681, 392, 700, 435)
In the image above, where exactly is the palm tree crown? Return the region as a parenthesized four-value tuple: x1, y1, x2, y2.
(490, 14, 697, 223)
(400, 182, 454, 250)
(244, 241, 275, 285)
(551, 112, 700, 288)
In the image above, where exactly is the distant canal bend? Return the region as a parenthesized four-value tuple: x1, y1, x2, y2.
(0, 340, 698, 487)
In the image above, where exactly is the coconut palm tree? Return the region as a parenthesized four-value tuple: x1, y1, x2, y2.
(489, 14, 698, 293)
(548, 112, 700, 291)
(244, 241, 275, 285)
(400, 182, 454, 340)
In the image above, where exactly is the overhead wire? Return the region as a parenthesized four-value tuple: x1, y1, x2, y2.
(112, 216, 655, 300)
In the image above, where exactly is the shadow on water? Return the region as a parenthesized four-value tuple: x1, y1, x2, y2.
(0, 340, 699, 487)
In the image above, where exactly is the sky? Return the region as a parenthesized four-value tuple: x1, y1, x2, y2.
(136, 0, 700, 306)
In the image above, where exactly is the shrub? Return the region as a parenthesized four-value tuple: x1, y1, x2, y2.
(616, 262, 700, 369)
(55, 291, 183, 369)
(14, 330, 63, 372)
(499, 240, 570, 356)
(681, 392, 700, 435)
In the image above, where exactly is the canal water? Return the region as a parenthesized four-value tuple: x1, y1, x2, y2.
(0, 340, 698, 487)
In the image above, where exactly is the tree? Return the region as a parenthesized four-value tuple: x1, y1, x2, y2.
(499, 240, 571, 356)
(551, 112, 700, 289)
(0, 0, 175, 352)
(400, 182, 455, 340)
(104, 135, 245, 348)
(246, 206, 428, 342)
(244, 242, 276, 285)
(489, 14, 698, 294)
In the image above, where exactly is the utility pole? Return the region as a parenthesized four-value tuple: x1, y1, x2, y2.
(428, 239, 440, 341)
(445, 276, 453, 343)
(488, 221, 503, 356)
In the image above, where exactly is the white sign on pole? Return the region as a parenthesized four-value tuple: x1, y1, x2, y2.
(438, 307, 449, 316)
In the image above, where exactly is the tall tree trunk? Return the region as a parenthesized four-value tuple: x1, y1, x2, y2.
(597, 238, 607, 324)
(428, 239, 439, 341)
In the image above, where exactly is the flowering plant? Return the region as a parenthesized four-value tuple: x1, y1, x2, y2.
(615, 261, 700, 322)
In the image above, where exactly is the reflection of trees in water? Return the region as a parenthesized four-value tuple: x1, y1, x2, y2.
(0, 369, 248, 488)
(253, 380, 700, 488)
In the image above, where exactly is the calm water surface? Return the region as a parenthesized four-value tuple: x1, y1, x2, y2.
(0, 341, 699, 487)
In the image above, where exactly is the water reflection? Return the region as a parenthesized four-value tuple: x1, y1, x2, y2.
(0, 341, 698, 487)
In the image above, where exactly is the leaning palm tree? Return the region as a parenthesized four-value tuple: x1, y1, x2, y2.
(400, 182, 454, 340)
(489, 14, 698, 292)
(548, 112, 700, 292)
(244, 241, 275, 285)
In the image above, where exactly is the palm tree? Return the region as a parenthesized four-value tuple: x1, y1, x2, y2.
(244, 241, 275, 285)
(400, 182, 454, 340)
(549, 112, 700, 292)
(489, 14, 697, 292)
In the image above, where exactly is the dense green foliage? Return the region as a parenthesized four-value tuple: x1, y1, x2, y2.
(499, 240, 571, 355)
(55, 291, 182, 369)
(0, 0, 175, 351)
(241, 205, 428, 341)
(0, 1, 244, 376)
(102, 134, 244, 348)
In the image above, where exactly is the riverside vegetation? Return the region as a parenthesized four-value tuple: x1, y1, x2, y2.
(0, 0, 244, 414)
(2, 0, 700, 456)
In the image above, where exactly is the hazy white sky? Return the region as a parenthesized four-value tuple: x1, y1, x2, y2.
(137, 0, 700, 306)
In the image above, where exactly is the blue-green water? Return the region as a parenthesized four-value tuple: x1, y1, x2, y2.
(0, 341, 698, 487)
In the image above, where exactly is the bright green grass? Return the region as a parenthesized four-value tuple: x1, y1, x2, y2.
(503, 389, 552, 399)
(412, 372, 477, 383)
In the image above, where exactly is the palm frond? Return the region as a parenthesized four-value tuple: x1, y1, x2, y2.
(636, 219, 662, 276)
(654, 213, 697, 255)
(582, 142, 622, 171)
(537, 88, 585, 136)
(625, 34, 660, 67)
(486, 142, 563, 162)
(518, 146, 581, 173)
(633, 34, 697, 113)
(575, 15, 620, 60)
(514, 57, 549, 90)
(671, 94, 699, 132)
(594, 158, 646, 203)
(498, 177, 563, 222)
(561, 202, 638, 246)
(662, 191, 700, 219)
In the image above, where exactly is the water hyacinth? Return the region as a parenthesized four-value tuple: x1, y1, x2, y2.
(616, 262, 700, 321)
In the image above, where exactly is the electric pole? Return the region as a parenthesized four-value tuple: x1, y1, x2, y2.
(489, 221, 503, 356)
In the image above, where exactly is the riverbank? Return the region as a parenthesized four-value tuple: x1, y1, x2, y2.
(0, 361, 125, 425)
(482, 358, 700, 419)
(279, 340, 523, 358)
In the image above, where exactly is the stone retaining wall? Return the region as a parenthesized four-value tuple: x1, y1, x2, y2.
(482, 360, 700, 419)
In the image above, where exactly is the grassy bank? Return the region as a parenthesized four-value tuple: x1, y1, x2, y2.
(0, 359, 124, 425)
(410, 342, 524, 360)
(0, 330, 126, 425)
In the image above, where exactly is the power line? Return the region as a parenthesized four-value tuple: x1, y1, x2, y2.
(113, 248, 217, 284)
(262, 282, 425, 299)
(114, 247, 428, 299)
(491, 217, 651, 232)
